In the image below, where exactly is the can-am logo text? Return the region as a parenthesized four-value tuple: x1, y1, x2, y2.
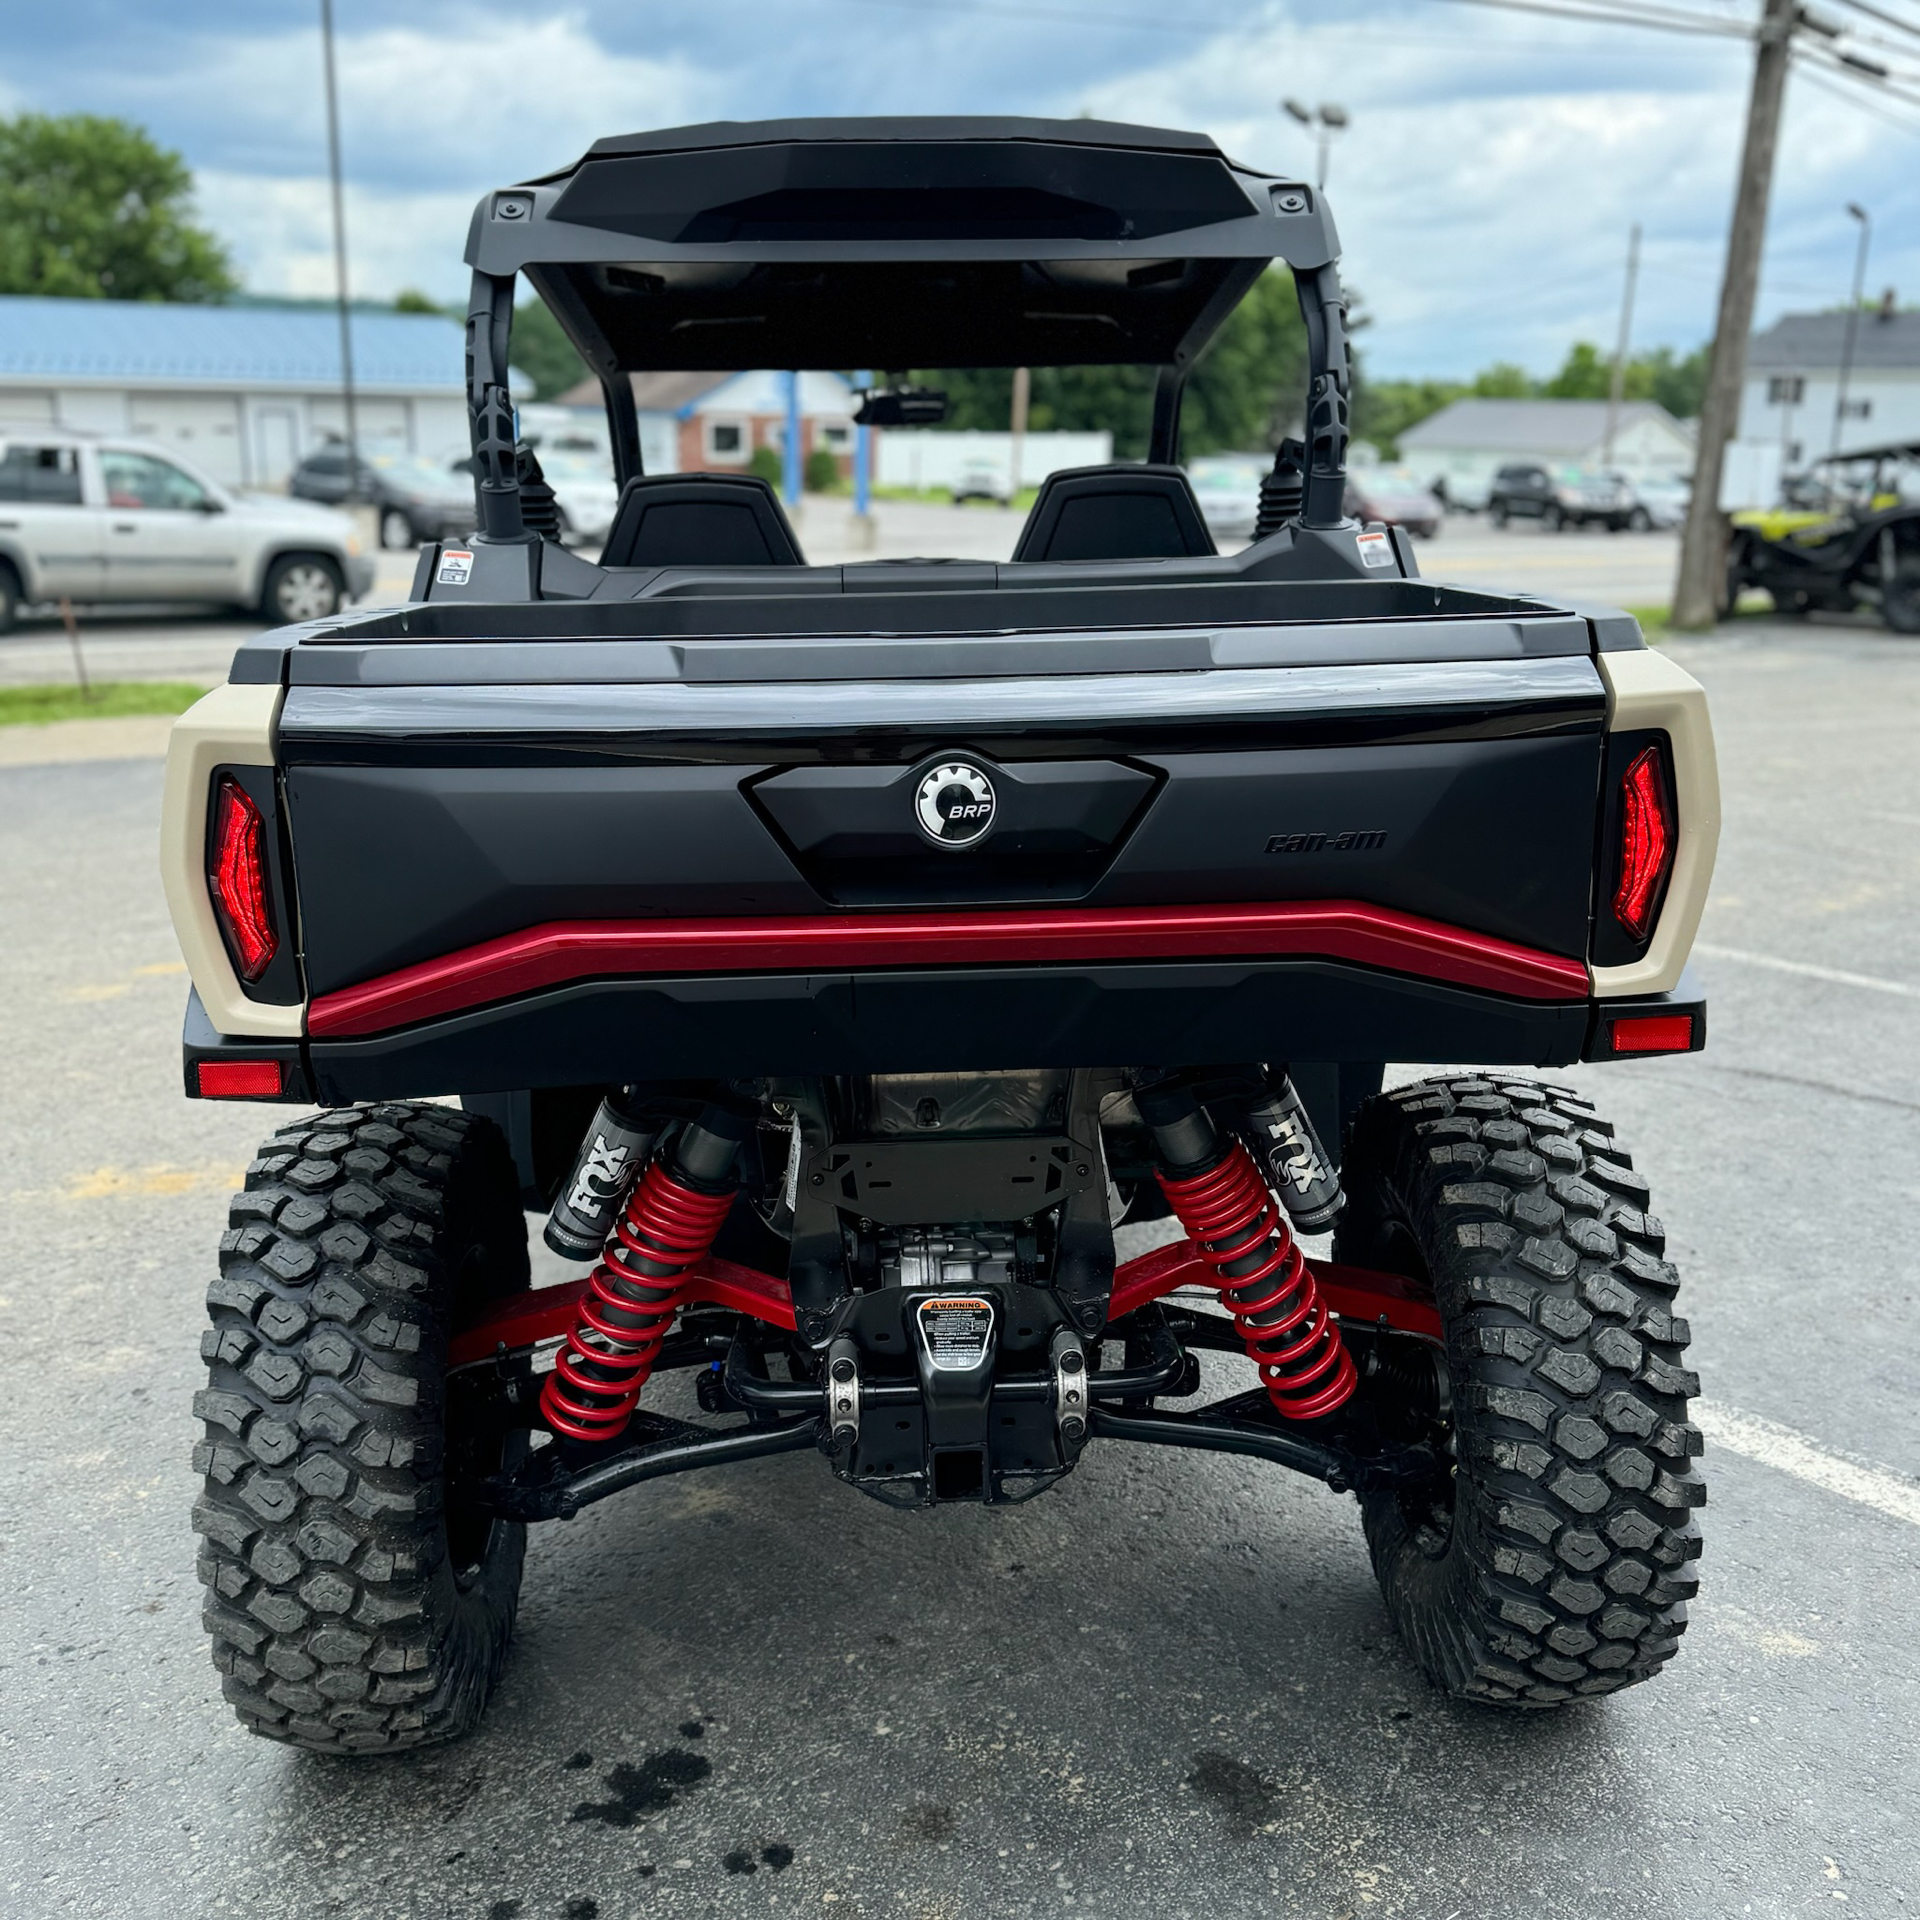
(915, 761, 998, 849)
(1266, 829, 1387, 853)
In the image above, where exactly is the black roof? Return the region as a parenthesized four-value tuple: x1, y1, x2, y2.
(467, 116, 1334, 373)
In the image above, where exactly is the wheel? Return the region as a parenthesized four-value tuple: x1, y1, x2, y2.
(193, 1102, 531, 1751)
(1883, 565, 1920, 635)
(1491, 505, 1509, 529)
(1542, 504, 1565, 532)
(261, 553, 345, 624)
(1335, 1076, 1703, 1707)
(1628, 507, 1652, 532)
(0, 560, 19, 635)
(1721, 537, 1750, 621)
(379, 507, 416, 550)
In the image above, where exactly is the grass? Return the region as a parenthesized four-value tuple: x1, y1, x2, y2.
(1624, 603, 1672, 637)
(0, 682, 208, 728)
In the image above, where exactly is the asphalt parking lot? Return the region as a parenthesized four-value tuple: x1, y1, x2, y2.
(3, 604, 1917, 1918)
(0, 508, 1683, 693)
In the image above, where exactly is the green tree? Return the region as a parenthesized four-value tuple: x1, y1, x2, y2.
(392, 287, 442, 314)
(1543, 341, 1612, 400)
(0, 112, 235, 301)
(510, 298, 591, 401)
(1182, 267, 1310, 455)
(1353, 378, 1467, 459)
(1471, 361, 1535, 399)
(1643, 343, 1708, 418)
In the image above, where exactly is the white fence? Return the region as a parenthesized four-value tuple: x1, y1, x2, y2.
(876, 429, 1112, 493)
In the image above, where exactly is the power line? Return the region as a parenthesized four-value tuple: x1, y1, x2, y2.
(1795, 53, 1920, 127)
(1828, 0, 1920, 46)
(1799, 36, 1920, 104)
(1416, 0, 1752, 39)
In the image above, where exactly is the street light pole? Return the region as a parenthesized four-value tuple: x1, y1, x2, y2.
(1281, 100, 1348, 191)
(1603, 223, 1641, 470)
(318, 0, 360, 502)
(1830, 203, 1872, 458)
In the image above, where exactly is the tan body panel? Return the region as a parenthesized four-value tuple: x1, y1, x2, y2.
(1592, 649, 1719, 998)
(160, 684, 302, 1039)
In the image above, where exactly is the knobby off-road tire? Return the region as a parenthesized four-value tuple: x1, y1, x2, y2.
(1335, 1077, 1704, 1707)
(192, 1103, 530, 1751)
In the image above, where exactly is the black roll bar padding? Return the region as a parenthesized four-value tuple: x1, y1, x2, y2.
(602, 370, 643, 485)
(465, 269, 527, 542)
(1294, 261, 1352, 529)
(1148, 366, 1188, 467)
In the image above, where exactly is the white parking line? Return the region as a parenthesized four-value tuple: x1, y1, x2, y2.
(1694, 942, 1920, 1001)
(1696, 1402, 1920, 1529)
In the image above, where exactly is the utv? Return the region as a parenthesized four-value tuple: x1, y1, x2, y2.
(1727, 439, 1920, 631)
(162, 117, 1717, 1751)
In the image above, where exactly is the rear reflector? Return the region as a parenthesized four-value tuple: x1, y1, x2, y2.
(1612, 745, 1673, 942)
(210, 776, 277, 981)
(1610, 1013, 1694, 1055)
(196, 1058, 285, 1097)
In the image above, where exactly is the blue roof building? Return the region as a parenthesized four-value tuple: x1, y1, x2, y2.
(0, 295, 476, 489)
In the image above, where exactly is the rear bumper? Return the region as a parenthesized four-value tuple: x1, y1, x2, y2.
(301, 956, 1594, 1102)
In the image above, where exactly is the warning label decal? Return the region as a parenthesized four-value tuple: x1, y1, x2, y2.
(915, 1295, 996, 1372)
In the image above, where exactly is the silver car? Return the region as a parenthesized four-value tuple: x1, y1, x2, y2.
(0, 427, 372, 630)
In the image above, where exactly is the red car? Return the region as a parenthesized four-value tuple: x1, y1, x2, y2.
(1346, 463, 1443, 537)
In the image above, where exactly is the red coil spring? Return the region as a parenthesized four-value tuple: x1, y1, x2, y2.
(538, 1158, 736, 1443)
(1156, 1139, 1357, 1421)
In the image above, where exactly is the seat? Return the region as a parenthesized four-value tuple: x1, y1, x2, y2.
(600, 473, 806, 568)
(1010, 464, 1216, 563)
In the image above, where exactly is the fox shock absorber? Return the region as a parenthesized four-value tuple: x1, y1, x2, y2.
(538, 1108, 746, 1444)
(543, 1093, 659, 1260)
(1134, 1079, 1357, 1422)
(1243, 1072, 1345, 1233)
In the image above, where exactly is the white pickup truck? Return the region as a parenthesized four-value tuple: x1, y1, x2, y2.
(0, 427, 373, 631)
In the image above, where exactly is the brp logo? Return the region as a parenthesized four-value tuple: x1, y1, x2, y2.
(914, 761, 997, 849)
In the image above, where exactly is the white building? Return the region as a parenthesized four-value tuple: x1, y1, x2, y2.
(875, 428, 1113, 493)
(0, 295, 474, 490)
(1397, 398, 1696, 507)
(1736, 301, 1920, 469)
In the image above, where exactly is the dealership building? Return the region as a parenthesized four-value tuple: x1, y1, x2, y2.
(0, 295, 472, 490)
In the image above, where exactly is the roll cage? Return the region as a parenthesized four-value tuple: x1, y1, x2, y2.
(458, 116, 1352, 541)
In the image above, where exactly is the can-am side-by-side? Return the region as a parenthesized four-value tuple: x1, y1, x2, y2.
(163, 117, 1715, 1751)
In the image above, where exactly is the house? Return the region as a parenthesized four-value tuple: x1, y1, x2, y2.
(559, 369, 857, 477)
(1737, 299, 1920, 468)
(1396, 398, 1696, 507)
(0, 295, 474, 490)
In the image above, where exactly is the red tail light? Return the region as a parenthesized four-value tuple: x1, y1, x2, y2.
(210, 776, 277, 980)
(1609, 1013, 1693, 1055)
(1612, 745, 1673, 942)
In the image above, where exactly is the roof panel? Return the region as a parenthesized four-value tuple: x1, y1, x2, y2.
(0, 296, 465, 392)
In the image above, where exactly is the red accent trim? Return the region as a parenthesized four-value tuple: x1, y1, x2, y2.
(310, 900, 1589, 1038)
(447, 1244, 1436, 1368)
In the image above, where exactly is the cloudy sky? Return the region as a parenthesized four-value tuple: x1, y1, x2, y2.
(6, 0, 1918, 378)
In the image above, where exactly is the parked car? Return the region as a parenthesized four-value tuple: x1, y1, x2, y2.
(951, 457, 1014, 506)
(1607, 471, 1690, 531)
(289, 446, 477, 550)
(1345, 463, 1443, 537)
(1185, 454, 1265, 543)
(167, 115, 1712, 1761)
(0, 428, 371, 631)
(517, 449, 619, 549)
(1488, 462, 1632, 531)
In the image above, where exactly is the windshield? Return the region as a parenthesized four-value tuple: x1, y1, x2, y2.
(372, 454, 463, 487)
(1371, 465, 1426, 491)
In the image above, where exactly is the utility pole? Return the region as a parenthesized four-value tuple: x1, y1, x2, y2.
(1671, 0, 1797, 630)
(1009, 366, 1030, 496)
(1603, 224, 1641, 470)
(318, 0, 361, 501)
(1830, 202, 1872, 457)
